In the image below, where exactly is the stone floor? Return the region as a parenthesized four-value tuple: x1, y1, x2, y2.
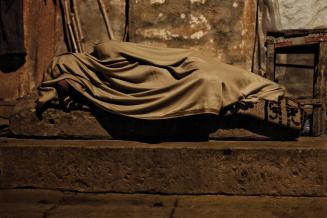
(1, 137, 327, 217)
(1, 189, 327, 218)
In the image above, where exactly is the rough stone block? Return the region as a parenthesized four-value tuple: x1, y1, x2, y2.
(9, 106, 300, 140)
(0, 138, 326, 196)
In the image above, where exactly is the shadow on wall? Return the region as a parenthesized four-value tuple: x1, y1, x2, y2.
(0, 54, 26, 73)
(0, 0, 26, 73)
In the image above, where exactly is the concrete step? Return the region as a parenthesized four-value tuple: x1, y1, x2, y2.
(1, 189, 327, 218)
(0, 137, 327, 196)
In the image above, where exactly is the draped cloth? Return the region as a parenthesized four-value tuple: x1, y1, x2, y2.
(38, 40, 285, 119)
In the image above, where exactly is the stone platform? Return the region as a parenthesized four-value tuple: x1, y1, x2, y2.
(0, 137, 326, 196)
(1, 189, 327, 218)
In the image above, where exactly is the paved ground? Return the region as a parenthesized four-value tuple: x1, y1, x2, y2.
(1, 189, 327, 218)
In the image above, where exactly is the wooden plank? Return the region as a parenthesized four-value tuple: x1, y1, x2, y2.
(265, 37, 275, 81)
(275, 63, 315, 69)
(275, 43, 319, 54)
(318, 42, 327, 134)
(312, 42, 327, 136)
(298, 98, 322, 105)
(268, 29, 327, 38)
(268, 32, 327, 49)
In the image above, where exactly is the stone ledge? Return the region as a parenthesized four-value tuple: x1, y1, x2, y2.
(0, 137, 326, 196)
(9, 107, 301, 140)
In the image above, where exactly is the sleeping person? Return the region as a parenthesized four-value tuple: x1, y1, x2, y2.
(37, 40, 285, 119)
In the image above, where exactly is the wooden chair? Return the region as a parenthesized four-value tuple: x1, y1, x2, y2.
(266, 29, 327, 136)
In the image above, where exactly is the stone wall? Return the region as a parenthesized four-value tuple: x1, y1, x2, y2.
(129, 0, 257, 70)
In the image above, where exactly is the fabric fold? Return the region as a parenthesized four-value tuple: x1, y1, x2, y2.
(39, 40, 285, 119)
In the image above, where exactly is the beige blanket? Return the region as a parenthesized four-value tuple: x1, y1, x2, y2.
(38, 40, 285, 119)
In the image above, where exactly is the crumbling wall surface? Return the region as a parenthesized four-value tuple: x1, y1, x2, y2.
(0, 0, 127, 101)
(0, 1, 59, 100)
(129, 0, 257, 70)
(76, 0, 126, 53)
(278, 0, 327, 30)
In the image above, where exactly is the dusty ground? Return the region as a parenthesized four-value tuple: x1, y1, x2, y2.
(1, 189, 327, 218)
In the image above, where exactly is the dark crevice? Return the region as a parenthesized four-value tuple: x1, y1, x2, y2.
(42, 195, 65, 218)
(123, 0, 130, 41)
(4, 187, 327, 198)
(169, 199, 178, 218)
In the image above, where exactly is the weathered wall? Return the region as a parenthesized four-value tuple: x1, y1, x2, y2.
(1, 0, 326, 102)
(76, 0, 126, 53)
(0, 0, 126, 101)
(0, 0, 257, 102)
(69, 0, 257, 71)
(129, 0, 257, 70)
(278, 0, 327, 30)
(0, 1, 59, 100)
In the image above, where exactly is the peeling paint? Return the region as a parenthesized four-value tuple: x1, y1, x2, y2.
(189, 14, 211, 30)
(136, 28, 180, 40)
(190, 30, 205, 39)
(233, 2, 239, 8)
(138, 13, 212, 41)
(157, 13, 167, 22)
(241, 41, 245, 49)
(150, 0, 165, 5)
(136, 23, 211, 40)
(190, 0, 206, 4)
